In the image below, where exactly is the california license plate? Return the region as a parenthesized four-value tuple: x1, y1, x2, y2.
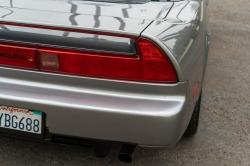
(0, 106, 42, 134)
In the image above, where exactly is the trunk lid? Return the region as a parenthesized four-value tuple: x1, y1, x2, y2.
(0, 0, 173, 36)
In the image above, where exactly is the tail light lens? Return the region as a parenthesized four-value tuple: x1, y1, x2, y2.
(138, 38, 178, 82)
(0, 38, 178, 83)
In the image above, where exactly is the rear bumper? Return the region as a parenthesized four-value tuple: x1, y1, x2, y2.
(0, 67, 190, 147)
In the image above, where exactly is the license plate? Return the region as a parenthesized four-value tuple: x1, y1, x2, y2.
(0, 106, 42, 134)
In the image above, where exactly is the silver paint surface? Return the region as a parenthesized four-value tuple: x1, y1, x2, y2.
(0, 0, 173, 20)
(0, 0, 173, 36)
(0, 67, 189, 146)
(0, 0, 209, 146)
(142, 0, 209, 121)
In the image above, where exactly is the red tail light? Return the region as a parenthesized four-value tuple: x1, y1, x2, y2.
(138, 38, 178, 82)
(0, 38, 178, 83)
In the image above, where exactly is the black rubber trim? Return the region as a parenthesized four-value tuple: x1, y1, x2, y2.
(0, 29, 137, 55)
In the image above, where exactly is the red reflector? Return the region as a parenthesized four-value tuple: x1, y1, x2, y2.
(39, 53, 59, 71)
(0, 43, 37, 69)
(193, 82, 199, 98)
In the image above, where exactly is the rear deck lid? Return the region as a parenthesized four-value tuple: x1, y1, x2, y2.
(0, 0, 173, 36)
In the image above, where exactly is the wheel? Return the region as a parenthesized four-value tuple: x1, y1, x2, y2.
(184, 91, 202, 136)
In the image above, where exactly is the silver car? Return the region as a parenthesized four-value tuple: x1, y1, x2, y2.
(0, 0, 210, 163)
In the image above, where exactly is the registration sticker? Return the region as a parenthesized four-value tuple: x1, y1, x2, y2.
(0, 106, 42, 134)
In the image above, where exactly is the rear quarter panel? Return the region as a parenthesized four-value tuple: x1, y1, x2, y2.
(142, 0, 210, 119)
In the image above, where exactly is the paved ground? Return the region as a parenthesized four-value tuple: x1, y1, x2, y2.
(0, 0, 250, 165)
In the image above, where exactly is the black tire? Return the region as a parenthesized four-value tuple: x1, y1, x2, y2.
(183, 92, 202, 136)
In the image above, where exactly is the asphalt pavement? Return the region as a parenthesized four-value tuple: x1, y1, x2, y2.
(0, 0, 249, 165)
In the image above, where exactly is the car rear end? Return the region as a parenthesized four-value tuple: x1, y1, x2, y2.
(0, 0, 197, 161)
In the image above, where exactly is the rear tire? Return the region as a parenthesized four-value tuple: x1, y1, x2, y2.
(184, 92, 202, 136)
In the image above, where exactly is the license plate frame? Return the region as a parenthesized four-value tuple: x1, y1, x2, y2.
(0, 106, 45, 139)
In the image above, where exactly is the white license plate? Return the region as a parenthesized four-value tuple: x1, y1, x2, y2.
(0, 106, 42, 134)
